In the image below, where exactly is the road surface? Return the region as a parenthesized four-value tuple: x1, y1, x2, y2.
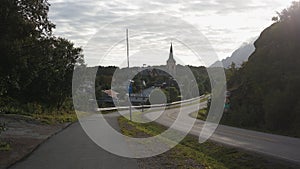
(9, 114, 138, 169)
(143, 101, 300, 165)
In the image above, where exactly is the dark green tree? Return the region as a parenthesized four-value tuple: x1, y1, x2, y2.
(0, 0, 84, 111)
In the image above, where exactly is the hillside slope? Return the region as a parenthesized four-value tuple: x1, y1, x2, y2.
(225, 1, 300, 137)
(210, 42, 255, 68)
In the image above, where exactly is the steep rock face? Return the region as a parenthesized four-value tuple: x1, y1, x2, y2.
(210, 42, 255, 68)
(226, 2, 300, 136)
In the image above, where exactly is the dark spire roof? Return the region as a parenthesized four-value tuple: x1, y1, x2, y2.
(167, 43, 175, 62)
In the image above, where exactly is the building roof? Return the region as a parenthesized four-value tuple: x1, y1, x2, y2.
(103, 89, 119, 98)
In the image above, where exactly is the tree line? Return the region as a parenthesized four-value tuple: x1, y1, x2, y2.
(93, 65, 211, 105)
(0, 0, 84, 114)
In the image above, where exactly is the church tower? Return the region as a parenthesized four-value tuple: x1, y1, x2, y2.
(166, 43, 176, 75)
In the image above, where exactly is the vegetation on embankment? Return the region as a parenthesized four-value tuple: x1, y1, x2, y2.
(223, 1, 300, 137)
(190, 108, 208, 121)
(0, 98, 77, 124)
(118, 116, 296, 169)
(0, 122, 10, 151)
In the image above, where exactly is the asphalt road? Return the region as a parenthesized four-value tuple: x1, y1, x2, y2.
(144, 101, 300, 165)
(9, 114, 138, 169)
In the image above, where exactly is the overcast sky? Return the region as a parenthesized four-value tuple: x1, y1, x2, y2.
(48, 0, 294, 67)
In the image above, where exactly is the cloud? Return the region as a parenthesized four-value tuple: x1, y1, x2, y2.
(48, 0, 295, 66)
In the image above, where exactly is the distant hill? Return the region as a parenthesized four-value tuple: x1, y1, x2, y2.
(210, 42, 255, 68)
(225, 1, 300, 137)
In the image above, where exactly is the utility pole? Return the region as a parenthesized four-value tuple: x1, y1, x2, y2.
(126, 29, 130, 68)
(168, 78, 171, 104)
(126, 29, 132, 121)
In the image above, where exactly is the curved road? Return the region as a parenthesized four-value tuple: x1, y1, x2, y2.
(143, 101, 300, 165)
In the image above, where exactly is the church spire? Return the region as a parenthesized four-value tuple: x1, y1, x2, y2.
(166, 42, 176, 75)
(169, 42, 174, 60)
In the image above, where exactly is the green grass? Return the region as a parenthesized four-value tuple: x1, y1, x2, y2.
(1, 112, 78, 125)
(190, 108, 208, 121)
(0, 98, 79, 124)
(118, 116, 296, 169)
(200, 97, 208, 103)
(0, 122, 10, 151)
(0, 142, 11, 151)
(32, 113, 77, 124)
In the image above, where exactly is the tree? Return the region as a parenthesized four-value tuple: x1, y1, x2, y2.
(225, 62, 237, 81)
(0, 0, 84, 111)
(163, 87, 180, 103)
(0, 0, 54, 95)
(276, 1, 300, 22)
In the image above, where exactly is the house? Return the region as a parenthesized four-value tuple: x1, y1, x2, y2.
(129, 86, 156, 105)
(98, 89, 119, 107)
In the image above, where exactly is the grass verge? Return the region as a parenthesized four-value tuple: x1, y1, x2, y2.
(0, 112, 78, 125)
(31, 113, 77, 124)
(118, 116, 297, 169)
(190, 108, 208, 121)
(0, 142, 11, 151)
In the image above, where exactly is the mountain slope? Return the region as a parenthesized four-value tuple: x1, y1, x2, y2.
(211, 42, 255, 68)
(225, 1, 300, 137)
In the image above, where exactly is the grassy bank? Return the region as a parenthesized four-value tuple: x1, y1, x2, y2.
(0, 98, 78, 124)
(0, 112, 77, 125)
(118, 116, 297, 169)
(0, 123, 10, 151)
(190, 108, 208, 121)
